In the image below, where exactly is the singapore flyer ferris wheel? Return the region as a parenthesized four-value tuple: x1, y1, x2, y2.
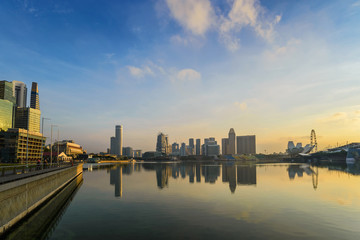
(310, 129, 317, 152)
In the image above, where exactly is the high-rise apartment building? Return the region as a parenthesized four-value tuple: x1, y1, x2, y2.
(228, 128, 236, 154)
(12, 81, 27, 108)
(30, 82, 40, 110)
(196, 138, 201, 155)
(237, 135, 256, 155)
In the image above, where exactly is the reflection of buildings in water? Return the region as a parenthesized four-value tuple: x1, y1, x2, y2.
(202, 165, 220, 183)
(188, 165, 195, 183)
(122, 164, 133, 175)
(222, 164, 237, 193)
(287, 164, 318, 190)
(196, 164, 201, 182)
(180, 165, 186, 179)
(110, 166, 123, 197)
(172, 165, 180, 179)
(134, 163, 141, 172)
(156, 165, 170, 189)
(237, 165, 256, 185)
(287, 165, 311, 180)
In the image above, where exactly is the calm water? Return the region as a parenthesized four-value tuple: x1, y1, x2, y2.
(44, 162, 360, 240)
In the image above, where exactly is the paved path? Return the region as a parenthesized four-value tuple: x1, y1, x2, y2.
(0, 165, 73, 185)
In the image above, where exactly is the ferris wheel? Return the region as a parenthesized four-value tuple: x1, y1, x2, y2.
(310, 129, 317, 152)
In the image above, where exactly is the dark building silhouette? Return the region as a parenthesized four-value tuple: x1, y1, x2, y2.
(110, 166, 123, 197)
(237, 165, 257, 185)
(222, 164, 237, 193)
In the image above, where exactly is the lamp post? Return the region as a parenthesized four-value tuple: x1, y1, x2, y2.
(50, 124, 58, 166)
(41, 117, 50, 169)
(57, 127, 60, 166)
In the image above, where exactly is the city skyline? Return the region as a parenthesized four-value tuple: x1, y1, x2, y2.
(1, 1, 359, 153)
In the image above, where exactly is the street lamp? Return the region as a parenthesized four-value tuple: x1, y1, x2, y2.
(41, 117, 50, 168)
(50, 124, 58, 166)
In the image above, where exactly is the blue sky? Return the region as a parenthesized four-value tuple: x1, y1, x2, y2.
(1, 0, 360, 153)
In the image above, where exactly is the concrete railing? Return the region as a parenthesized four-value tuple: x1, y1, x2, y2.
(0, 162, 74, 177)
(0, 163, 83, 235)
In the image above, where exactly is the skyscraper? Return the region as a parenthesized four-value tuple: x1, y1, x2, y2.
(237, 135, 256, 155)
(14, 107, 41, 133)
(189, 138, 194, 155)
(156, 132, 169, 154)
(172, 142, 180, 155)
(109, 125, 123, 156)
(12, 81, 27, 108)
(0, 81, 15, 131)
(115, 125, 123, 156)
(110, 137, 116, 155)
(30, 82, 40, 110)
(228, 128, 236, 154)
(0, 80, 16, 104)
(196, 138, 201, 155)
(222, 138, 229, 155)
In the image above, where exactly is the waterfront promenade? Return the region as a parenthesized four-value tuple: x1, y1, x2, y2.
(0, 163, 83, 235)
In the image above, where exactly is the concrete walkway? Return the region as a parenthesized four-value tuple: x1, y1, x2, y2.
(0, 165, 73, 185)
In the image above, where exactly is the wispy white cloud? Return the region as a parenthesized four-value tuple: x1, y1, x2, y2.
(165, 0, 214, 35)
(318, 111, 360, 124)
(163, 0, 281, 51)
(127, 65, 154, 78)
(219, 0, 281, 51)
(176, 69, 201, 82)
(125, 62, 201, 84)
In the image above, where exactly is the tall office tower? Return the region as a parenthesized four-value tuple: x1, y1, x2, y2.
(0, 81, 15, 131)
(115, 125, 123, 156)
(180, 143, 186, 156)
(0, 80, 16, 104)
(189, 138, 194, 155)
(30, 82, 40, 110)
(203, 137, 220, 157)
(222, 138, 229, 155)
(12, 81, 27, 108)
(236, 135, 256, 155)
(156, 132, 169, 154)
(110, 137, 116, 154)
(14, 107, 41, 133)
(196, 139, 201, 155)
(172, 142, 179, 155)
(228, 128, 236, 154)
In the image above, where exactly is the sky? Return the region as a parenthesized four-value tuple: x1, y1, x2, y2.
(1, 0, 360, 153)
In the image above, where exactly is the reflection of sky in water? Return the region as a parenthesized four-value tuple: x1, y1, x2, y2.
(49, 163, 360, 240)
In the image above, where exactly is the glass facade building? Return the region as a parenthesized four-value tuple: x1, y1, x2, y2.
(0, 81, 16, 104)
(0, 99, 14, 131)
(14, 107, 41, 133)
